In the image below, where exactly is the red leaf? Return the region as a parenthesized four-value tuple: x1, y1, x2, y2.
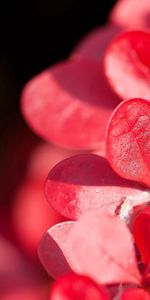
(38, 221, 74, 278)
(21, 58, 120, 150)
(106, 98, 150, 188)
(134, 206, 150, 264)
(50, 273, 110, 300)
(71, 25, 120, 61)
(121, 288, 150, 300)
(45, 153, 148, 220)
(104, 31, 150, 100)
(67, 211, 141, 285)
(109, 0, 150, 30)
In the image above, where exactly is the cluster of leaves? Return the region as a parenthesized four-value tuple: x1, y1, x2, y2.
(20, 0, 150, 299)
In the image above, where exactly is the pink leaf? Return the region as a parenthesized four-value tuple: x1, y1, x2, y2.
(106, 98, 150, 188)
(67, 211, 141, 285)
(45, 153, 148, 220)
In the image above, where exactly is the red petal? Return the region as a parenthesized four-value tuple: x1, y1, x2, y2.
(21, 58, 120, 150)
(134, 206, 150, 264)
(109, 0, 150, 30)
(71, 25, 120, 61)
(106, 98, 150, 188)
(45, 153, 148, 220)
(68, 211, 141, 285)
(121, 288, 150, 300)
(105, 31, 150, 100)
(38, 222, 74, 278)
(50, 273, 110, 300)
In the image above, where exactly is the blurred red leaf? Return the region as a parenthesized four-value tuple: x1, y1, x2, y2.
(21, 58, 120, 150)
(50, 273, 110, 300)
(105, 31, 150, 100)
(109, 0, 150, 30)
(121, 288, 150, 300)
(71, 25, 120, 61)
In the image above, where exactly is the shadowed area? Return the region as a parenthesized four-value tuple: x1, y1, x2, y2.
(48, 154, 143, 189)
(38, 222, 74, 278)
(51, 58, 121, 108)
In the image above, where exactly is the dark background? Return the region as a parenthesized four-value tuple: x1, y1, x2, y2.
(0, 0, 116, 121)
